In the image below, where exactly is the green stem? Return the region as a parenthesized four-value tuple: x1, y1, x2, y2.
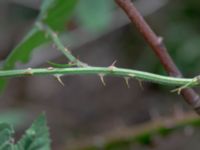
(33, 22, 199, 89)
(36, 22, 87, 67)
(0, 66, 199, 87)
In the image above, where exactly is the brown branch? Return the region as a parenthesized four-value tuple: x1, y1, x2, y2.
(66, 112, 200, 149)
(115, 0, 200, 115)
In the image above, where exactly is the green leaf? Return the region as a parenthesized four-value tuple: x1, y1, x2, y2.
(0, 123, 14, 150)
(15, 114, 50, 150)
(0, 0, 78, 91)
(39, 0, 78, 31)
(76, 0, 113, 32)
(40, 0, 55, 16)
(0, 114, 50, 150)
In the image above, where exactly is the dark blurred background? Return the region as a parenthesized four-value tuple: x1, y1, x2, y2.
(0, 0, 200, 149)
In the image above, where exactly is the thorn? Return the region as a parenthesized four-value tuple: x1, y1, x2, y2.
(171, 80, 195, 95)
(25, 68, 33, 75)
(47, 67, 54, 70)
(137, 79, 144, 90)
(171, 88, 177, 93)
(110, 60, 117, 67)
(64, 48, 69, 52)
(158, 36, 163, 44)
(99, 74, 106, 86)
(27, 67, 32, 71)
(171, 87, 182, 95)
(124, 77, 130, 88)
(108, 60, 117, 71)
(128, 74, 135, 78)
(55, 75, 65, 86)
(69, 61, 76, 66)
(177, 89, 182, 95)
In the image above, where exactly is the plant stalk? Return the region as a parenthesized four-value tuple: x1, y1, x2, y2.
(114, 0, 200, 114)
(0, 67, 199, 88)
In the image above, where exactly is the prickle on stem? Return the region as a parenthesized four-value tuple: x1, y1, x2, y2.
(124, 77, 130, 88)
(54, 75, 65, 86)
(99, 74, 106, 86)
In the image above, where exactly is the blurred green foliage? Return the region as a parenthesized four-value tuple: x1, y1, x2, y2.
(0, 110, 27, 128)
(80, 115, 200, 150)
(0, 123, 14, 149)
(0, 114, 50, 150)
(76, 0, 114, 33)
(0, 0, 78, 91)
(160, 0, 200, 76)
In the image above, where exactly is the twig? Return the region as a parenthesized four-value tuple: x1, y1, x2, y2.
(36, 22, 87, 67)
(0, 67, 200, 88)
(66, 112, 200, 150)
(114, 0, 200, 115)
